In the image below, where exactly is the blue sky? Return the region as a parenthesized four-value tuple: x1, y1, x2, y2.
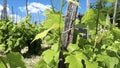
(0, 0, 96, 23)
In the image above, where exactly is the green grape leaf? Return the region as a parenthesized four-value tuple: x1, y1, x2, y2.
(42, 49, 58, 66)
(75, 19, 80, 25)
(82, 9, 97, 30)
(112, 28, 120, 40)
(65, 52, 88, 68)
(0, 57, 8, 64)
(0, 56, 11, 68)
(0, 44, 6, 52)
(7, 41, 12, 46)
(107, 41, 120, 53)
(65, 54, 83, 68)
(105, 0, 116, 2)
(14, 38, 22, 47)
(45, 33, 56, 45)
(24, 14, 31, 22)
(116, 63, 120, 68)
(32, 29, 49, 41)
(47, 58, 57, 68)
(97, 54, 119, 68)
(35, 58, 47, 68)
(0, 35, 3, 40)
(6, 52, 26, 68)
(67, 44, 79, 52)
(99, 13, 110, 27)
(43, 12, 64, 29)
(105, 14, 111, 27)
(0, 60, 6, 68)
(86, 61, 98, 68)
(51, 43, 59, 52)
(32, 23, 59, 42)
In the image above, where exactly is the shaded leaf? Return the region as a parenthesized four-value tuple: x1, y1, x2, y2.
(7, 52, 26, 68)
(0, 60, 6, 68)
(97, 54, 119, 68)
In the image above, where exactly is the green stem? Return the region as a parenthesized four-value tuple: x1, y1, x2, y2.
(59, 0, 62, 48)
(58, 0, 66, 68)
(93, 0, 103, 52)
(95, 9, 100, 35)
(93, 11, 100, 52)
(116, 52, 120, 59)
(0, 57, 8, 68)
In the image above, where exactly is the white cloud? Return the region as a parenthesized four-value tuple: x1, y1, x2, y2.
(0, 5, 3, 11)
(0, 4, 20, 23)
(0, 5, 3, 16)
(10, 14, 21, 23)
(19, 2, 51, 13)
(0, 4, 10, 17)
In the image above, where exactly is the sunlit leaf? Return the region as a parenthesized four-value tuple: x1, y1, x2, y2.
(32, 23, 59, 42)
(99, 13, 109, 27)
(65, 52, 88, 68)
(105, 0, 116, 2)
(86, 61, 98, 68)
(112, 28, 120, 40)
(0, 44, 6, 52)
(67, 44, 79, 52)
(105, 14, 111, 27)
(65, 54, 83, 68)
(82, 9, 97, 30)
(43, 12, 63, 29)
(0, 60, 6, 68)
(107, 41, 120, 52)
(51, 43, 59, 52)
(35, 58, 47, 68)
(42, 49, 58, 67)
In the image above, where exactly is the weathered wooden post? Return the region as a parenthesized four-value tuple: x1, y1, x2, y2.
(87, 0, 90, 10)
(58, 0, 79, 68)
(11, 6, 14, 21)
(26, 0, 28, 16)
(113, 0, 119, 26)
(62, 0, 79, 50)
(1, 0, 7, 19)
